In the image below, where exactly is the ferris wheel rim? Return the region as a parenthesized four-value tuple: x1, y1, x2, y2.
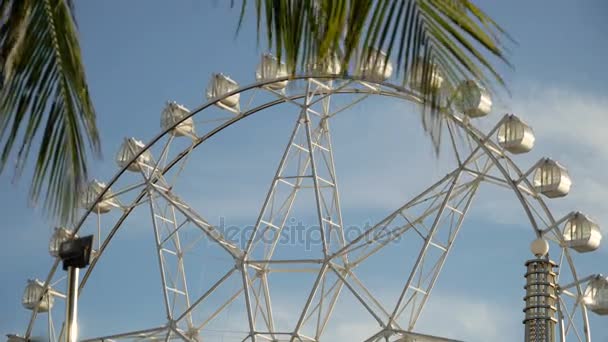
(23, 73, 590, 341)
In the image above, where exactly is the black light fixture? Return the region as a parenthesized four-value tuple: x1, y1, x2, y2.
(58, 235, 94, 270)
(58, 234, 94, 342)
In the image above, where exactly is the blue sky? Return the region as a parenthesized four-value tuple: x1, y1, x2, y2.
(1, 1, 607, 341)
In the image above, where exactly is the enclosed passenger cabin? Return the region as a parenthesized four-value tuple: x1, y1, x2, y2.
(49, 227, 76, 257)
(22, 279, 53, 312)
(256, 53, 289, 90)
(161, 101, 195, 137)
(206, 73, 240, 109)
(453, 80, 492, 118)
(116, 138, 152, 172)
(584, 276, 608, 315)
(497, 115, 535, 154)
(308, 54, 342, 76)
(563, 212, 602, 253)
(80, 180, 120, 214)
(358, 49, 393, 82)
(532, 159, 571, 198)
(408, 61, 444, 92)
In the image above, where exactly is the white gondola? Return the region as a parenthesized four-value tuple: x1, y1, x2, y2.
(80, 180, 120, 214)
(408, 61, 443, 92)
(563, 212, 602, 253)
(161, 101, 195, 137)
(206, 73, 240, 109)
(358, 49, 393, 82)
(22, 279, 53, 312)
(256, 53, 289, 90)
(116, 138, 152, 172)
(49, 227, 76, 257)
(309, 54, 342, 76)
(453, 80, 492, 118)
(584, 276, 608, 315)
(497, 114, 535, 154)
(532, 158, 571, 198)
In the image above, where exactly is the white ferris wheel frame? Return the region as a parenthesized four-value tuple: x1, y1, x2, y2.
(19, 73, 595, 342)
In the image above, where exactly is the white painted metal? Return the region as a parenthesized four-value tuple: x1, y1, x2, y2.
(79, 326, 170, 341)
(19, 74, 601, 342)
(497, 114, 535, 153)
(533, 158, 572, 198)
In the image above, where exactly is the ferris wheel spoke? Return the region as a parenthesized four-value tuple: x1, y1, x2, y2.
(290, 263, 332, 340)
(335, 132, 493, 266)
(170, 328, 192, 342)
(260, 273, 276, 334)
(80, 325, 171, 341)
(346, 269, 395, 324)
(146, 188, 241, 336)
(290, 264, 351, 340)
(446, 119, 464, 165)
(264, 78, 374, 121)
(173, 267, 237, 325)
(247, 84, 347, 262)
(148, 192, 188, 322)
(325, 263, 386, 327)
(163, 329, 172, 342)
(333, 170, 462, 263)
(245, 117, 319, 258)
(335, 171, 480, 331)
(560, 296, 585, 342)
(300, 272, 344, 338)
(389, 172, 481, 330)
(146, 187, 252, 338)
(241, 266, 275, 335)
(195, 287, 244, 331)
(266, 77, 375, 123)
(150, 183, 242, 258)
(326, 92, 372, 120)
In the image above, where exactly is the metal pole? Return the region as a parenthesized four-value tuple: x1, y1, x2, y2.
(65, 266, 80, 342)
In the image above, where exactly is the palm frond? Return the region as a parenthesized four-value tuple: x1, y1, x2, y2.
(0, 0, 99, 223)
(238, 0, 512, 151)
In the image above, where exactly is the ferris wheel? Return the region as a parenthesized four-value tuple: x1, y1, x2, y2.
(10, 51, 608, 342)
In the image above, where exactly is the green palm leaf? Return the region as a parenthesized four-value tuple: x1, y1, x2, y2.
(238, 0, 511, 151)
(0, 0, 98, 223)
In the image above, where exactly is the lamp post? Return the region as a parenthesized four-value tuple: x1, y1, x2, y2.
(58, 235, 93, 342)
